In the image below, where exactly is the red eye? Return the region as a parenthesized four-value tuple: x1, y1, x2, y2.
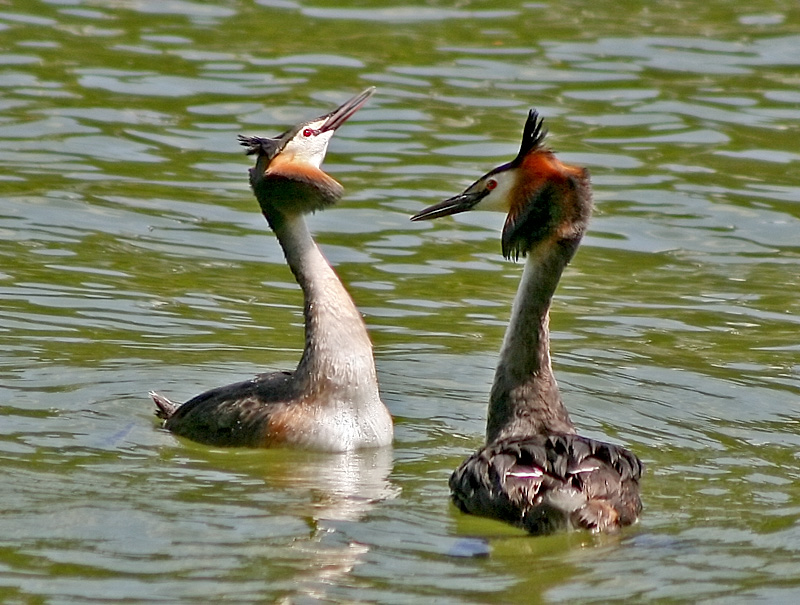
(303, 128, 315, 137)
(486, 179, 497, 190)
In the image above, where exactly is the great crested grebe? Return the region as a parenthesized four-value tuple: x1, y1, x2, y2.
(411, 110, 642, 533)
(151, 88, 393, 451)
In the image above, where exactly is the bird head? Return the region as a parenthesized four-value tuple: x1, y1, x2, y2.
(239, 87, 375, 219)
(411, 110, 592, 260)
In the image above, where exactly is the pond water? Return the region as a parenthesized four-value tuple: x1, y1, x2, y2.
(2, 0, 800, 602)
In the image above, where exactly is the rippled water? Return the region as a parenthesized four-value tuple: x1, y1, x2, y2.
(2, 0, 800, 602)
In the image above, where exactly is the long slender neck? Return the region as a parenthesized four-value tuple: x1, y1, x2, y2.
(486, 240, 578, 443)
(268, 212, 380, 403)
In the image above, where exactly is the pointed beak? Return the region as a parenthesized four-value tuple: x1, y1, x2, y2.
(410, 190, 489, 221)
(318, 87, 376, 133)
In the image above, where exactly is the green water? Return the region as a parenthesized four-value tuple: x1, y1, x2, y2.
(2, 0, 800, 602)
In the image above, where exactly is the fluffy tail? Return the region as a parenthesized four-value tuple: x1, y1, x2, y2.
(150, 391, 177, 420)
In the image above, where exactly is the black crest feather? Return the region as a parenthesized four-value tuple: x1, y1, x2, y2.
(238, 135, 284, 162)
(513, 110, 548, 164)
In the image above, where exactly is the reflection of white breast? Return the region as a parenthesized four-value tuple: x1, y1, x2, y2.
(279, 446, 398, 601)
(315, 447, 399, 522)
(270, 447, 398, 523)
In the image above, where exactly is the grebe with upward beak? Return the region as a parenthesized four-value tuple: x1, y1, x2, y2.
(151, 88, 393, 452)
(411, 111, 642, 533)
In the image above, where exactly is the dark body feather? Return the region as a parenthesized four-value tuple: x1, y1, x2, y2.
(153, 372, 296, 447)
(449, 434, 642, 534)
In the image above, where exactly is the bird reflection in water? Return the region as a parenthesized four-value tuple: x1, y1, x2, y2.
(263, 447, 399, 601)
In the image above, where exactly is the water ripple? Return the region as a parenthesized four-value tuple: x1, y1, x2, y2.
(2, 0, 800, 602)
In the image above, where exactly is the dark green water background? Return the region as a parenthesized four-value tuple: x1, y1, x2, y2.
(2, 0, 800, 602)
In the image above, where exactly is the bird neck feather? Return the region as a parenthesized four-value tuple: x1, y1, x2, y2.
(486, 240, 577, 442)
(269, 214, 379, 400)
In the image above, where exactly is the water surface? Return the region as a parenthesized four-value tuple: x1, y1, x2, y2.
(2, 0, 800, 602)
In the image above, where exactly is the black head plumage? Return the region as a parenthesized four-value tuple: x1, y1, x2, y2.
(512, 110, 548, 165)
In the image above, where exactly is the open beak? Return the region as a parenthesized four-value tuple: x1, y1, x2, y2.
(410, 190, 489, 221)
(319, 87, 376, 133)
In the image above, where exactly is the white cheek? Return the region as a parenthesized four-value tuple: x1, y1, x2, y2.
(477, 172, 515, 211)
(283, 131, 334, 168)
(305, 131, 334, 167)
